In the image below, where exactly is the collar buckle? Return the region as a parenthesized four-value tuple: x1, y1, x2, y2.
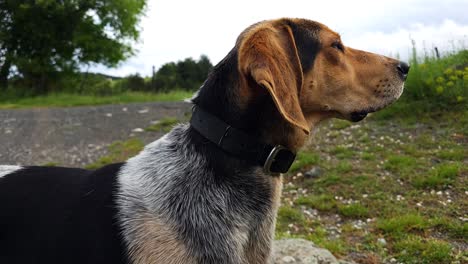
(263, 145, 287, 174)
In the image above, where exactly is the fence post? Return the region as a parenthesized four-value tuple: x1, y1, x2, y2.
(434, 47, 440, 59)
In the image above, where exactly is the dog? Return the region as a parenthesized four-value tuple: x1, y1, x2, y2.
(0, 18, 409, 264)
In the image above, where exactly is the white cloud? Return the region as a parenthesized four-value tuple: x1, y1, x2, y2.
(91, 0, 468, 77)
(345, 19, 468, 61)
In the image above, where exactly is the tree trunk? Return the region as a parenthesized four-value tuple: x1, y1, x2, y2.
(0, 58, 11, 89)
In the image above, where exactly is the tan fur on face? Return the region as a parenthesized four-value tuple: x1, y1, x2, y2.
(299, 23, 405, 121)
(237, 19, 405, 151)
(127, 214, 194, 264)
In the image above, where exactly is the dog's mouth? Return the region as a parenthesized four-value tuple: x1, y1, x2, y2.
(350, 111, 369, 122)
(348, 107, 380, 122)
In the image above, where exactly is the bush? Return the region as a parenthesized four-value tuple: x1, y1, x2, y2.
(402, 47, 468, 108)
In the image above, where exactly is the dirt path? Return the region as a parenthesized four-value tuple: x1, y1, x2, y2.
(0, 102, 192, 167)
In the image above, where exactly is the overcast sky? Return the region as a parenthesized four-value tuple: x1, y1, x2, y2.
(92, 0, 468, 77)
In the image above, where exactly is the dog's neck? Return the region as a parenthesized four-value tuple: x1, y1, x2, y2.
(192, 48, 309, 153)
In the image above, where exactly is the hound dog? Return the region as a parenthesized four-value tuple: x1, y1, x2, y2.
(0, 18, 409, 264)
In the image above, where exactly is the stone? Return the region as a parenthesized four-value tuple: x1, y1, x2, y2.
(377, 238, 387, 246)
(281, 256, 296, 263)
(304, 166, 323, 179)
(272, 238, 354, 264)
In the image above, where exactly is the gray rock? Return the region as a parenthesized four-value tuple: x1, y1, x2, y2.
(304, 166, 323, 179)
(272, 239, 354, 264)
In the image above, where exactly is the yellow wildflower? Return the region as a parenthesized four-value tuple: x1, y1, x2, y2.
(444, 68, 453, 75)
(457, 96, 464, 102)
(436, 86, 444, 94)
(449, 75, 458, 81)
(436, 76, 445, 84)
(446, 81, 454, 87)
(455, 70, 463, 76)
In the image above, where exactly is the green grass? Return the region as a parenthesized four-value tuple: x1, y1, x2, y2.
(145, 117, 180, 133)
(377, 214, 430, 237)
(436, 149, 466, 161)
(85, 138, 144, 169)
(394, 236, 453, 264)
(289, 151, 320, 172)
(337, 203, 369, 218)
(383, 154, 417, 173)
(411, 163, 460, 189)
(0, 90, 193, 109)
(329, 146, 354, 159)
(403, 49, 468, 106)
(275, 107, 467, 263)
(295, 194, 336, 212)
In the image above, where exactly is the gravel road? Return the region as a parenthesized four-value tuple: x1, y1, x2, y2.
(0, 102, 192, 167)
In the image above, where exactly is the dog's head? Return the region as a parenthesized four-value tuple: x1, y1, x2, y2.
(237, 18, 409, 134)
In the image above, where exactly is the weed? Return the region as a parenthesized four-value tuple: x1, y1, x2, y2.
(295, 194, 336, 212)
(383, 155, 417, 173)
(0, 90, 193, 109)
(377, 214, 429, 237)
(412, 163, 460, 189)
(394, 236, 452, 264)
(290, 152, 320, 172)
(86, 138, 144, 169)
(338, 203, 369, 218)
(145, 117, 179, 133)
(329, 146, 354, 159)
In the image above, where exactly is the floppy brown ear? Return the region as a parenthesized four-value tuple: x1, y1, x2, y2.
(238, 22, 310, 134)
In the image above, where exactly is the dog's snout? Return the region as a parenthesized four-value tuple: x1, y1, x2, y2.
(396, 61, 410, 80)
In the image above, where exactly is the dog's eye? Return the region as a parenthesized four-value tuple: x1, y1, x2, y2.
(331, 41, 344, 52)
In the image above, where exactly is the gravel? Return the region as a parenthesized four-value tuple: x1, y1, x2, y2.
(0, 102, 192, 167)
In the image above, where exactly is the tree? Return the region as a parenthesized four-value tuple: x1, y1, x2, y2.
(0, 0, 147, 93)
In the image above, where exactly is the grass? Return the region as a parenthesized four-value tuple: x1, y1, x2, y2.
(295, 194, 336, 212)
(411, 163, 460, 189)
(85, 138, 144, 169)
(275, 106, 467, 263)
(377, 214, 430, 237)
(0, 90, 193, 109)
(289, 151, 320, 172)
(145, 117, 180, 133)
(337, 203, 369, 218)
(403, 48, 468, 106)
(394, 236, 452, 264)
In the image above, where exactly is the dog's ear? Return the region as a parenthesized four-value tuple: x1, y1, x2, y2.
(238, 22, 310, 134)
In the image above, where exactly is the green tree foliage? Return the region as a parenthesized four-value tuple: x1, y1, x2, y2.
(0, 0, 146, 93)
(152, 55, 213, 92)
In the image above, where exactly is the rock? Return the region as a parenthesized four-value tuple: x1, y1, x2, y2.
(304, 167, 323, 179)
(282, 256, 296, 263)
(377, 238, 387, 246)
(272, 238, 354, 264)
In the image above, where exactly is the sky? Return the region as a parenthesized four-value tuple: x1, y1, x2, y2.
(92, 0, 468, 77)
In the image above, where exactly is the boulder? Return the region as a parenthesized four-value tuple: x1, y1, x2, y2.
(272, 239, 354, 264)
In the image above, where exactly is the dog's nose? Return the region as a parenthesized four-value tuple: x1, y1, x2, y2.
(397, 61, 410, 80)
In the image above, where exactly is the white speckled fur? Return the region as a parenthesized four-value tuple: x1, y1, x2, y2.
(0, 165, 22, 178)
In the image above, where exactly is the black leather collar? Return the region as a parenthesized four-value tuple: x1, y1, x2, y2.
(190, 106, 296, 174)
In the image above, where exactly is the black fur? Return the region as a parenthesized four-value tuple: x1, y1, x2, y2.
(286, 19, 321, 73)
(0, 164, 128, 264)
